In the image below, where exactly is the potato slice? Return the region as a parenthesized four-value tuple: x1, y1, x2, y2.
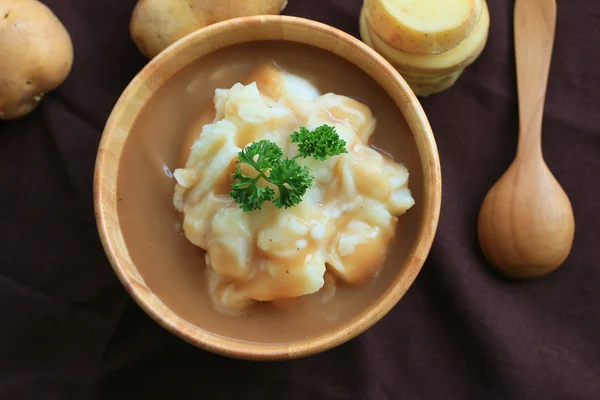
(361, 1, 489, 75)
(403, 70, 465, 97)
(364, 0, 483, 55)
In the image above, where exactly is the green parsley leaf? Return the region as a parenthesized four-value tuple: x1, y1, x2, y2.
(269, 159, 315, 209)
(229, 165, 275, 212)
(237, 139, 283, 174)
(290, 124, 348, 161)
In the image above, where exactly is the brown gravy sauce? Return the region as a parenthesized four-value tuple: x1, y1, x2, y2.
(117, 41, 424, 343)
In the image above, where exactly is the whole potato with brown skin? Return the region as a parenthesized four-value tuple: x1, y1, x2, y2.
(0, 0, 73, 120)
(130, 0, 288, 59)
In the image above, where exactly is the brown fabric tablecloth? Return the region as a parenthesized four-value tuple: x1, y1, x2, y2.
(1, 0, 599, 399)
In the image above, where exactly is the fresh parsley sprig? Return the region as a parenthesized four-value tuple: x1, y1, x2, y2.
(230, 124, 346, 212)
(269, 159, 314, 209)
(230, 164, 276, 212)
(229, 140, 284, 212)
(291, 124, 348, 160)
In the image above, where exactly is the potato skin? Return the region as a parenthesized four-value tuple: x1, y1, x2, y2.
(0, 0, 73, 120)
(130, 0, 288, 59)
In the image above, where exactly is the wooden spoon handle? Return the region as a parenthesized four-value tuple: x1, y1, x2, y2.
(514, 0, 557, 158)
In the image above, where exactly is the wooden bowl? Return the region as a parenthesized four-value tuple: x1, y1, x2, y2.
(94, 15, 441, 360)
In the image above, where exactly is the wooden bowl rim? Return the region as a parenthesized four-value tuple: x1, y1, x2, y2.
(94, 15, 442, 360)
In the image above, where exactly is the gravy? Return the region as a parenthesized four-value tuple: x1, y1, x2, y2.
(117, 41, 424, 344)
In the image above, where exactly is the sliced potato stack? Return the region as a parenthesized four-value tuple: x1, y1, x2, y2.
(360, 0, 490, 96)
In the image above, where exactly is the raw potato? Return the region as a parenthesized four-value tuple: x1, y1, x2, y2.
(0, 0, 73, 120)
(359, 1, 490, 96)
(365, 0, 483, 55)
(130, 0, 288, 59)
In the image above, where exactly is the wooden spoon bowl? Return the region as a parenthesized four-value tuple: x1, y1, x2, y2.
(478, 156, 575, 279)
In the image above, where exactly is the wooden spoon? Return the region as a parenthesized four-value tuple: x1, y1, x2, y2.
(477, 0, 575, 280)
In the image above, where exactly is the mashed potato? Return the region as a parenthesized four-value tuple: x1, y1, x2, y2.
(173, 63, 415, 315)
